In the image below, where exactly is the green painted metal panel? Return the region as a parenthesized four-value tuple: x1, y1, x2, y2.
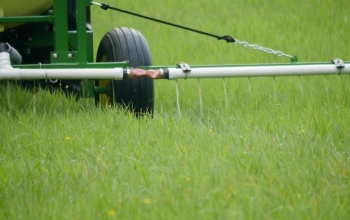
(53, 0, 68, 53)
(0, 15, 54, 24)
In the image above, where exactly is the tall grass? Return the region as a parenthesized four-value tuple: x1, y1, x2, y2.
(1, 0, 350, 219)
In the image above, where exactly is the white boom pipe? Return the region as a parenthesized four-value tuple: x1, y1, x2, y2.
(0, 52, 124, 80)
(1, 52, 349, 80)
(0, 68, 124, 80)
(167, 64, 350, 79)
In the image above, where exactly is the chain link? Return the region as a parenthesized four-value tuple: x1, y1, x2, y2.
(234, 39, 294, 59)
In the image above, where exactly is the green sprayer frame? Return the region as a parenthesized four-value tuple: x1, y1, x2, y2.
(0, 0, 130, 98)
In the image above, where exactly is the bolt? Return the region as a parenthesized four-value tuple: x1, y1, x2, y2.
(53, 53, 58, 59)
(68, 53, 73, 58)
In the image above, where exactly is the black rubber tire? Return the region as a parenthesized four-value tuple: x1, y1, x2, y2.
(95, 27, 154, 115)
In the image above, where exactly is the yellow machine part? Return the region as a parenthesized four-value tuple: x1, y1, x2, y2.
(98, 55, 111, 106)
(1, 0, 54, 31)
(0, 8, 3, 32)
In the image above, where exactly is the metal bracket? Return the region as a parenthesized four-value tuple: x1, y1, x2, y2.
(332, 58, 345, 69)
(177, 62, 191, 72)
(177, 62, 191, 79)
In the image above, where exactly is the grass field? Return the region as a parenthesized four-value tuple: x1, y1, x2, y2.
(1, 0, 350, 219)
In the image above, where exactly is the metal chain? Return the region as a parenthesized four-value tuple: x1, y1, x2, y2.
(234, 39, 294, 59)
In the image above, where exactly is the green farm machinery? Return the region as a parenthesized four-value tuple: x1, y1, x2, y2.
(0, 0, 349, 115)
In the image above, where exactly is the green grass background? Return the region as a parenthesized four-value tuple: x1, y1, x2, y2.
(1, 0, 350, 219)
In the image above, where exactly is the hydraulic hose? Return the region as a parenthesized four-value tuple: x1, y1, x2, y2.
(0, 43, 22, 65)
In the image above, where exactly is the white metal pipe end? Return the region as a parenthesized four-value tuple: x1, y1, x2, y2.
(0, 52, 13, 70)
(113, 68, 124, 80)
(0, 52, 20, 80)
